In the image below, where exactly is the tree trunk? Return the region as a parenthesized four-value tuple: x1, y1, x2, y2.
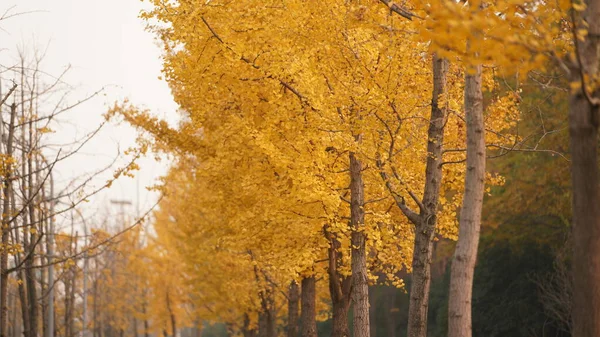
(349, 152, 369, 337)
(93, 277, 100, 337)
(242, 313, 257, 337)
(570, 97, 600, 337)
(406, 55, 449, 337)
(331, 294, 350, 337)
(258, 289, 276, 337)
(40, 246, 47, 337)
(407, 225, 435, 337)
(288, 281, 300, 337)
(0, 102, 17, 337)
(300, 277, 317, 337)
(448, 65, 485, 337)
(142, 296, 150, 337)
(8, 287, 16, 337)
(65, 272, 71, 337)
(326, 230, 351, 337)
(18, 271, 31, 337)
(569, 0, 600, 335)
(26, 111, 38, 337)
(166, 291, 177, 337)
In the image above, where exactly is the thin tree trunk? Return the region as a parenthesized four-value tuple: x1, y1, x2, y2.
(300, 277, 317, 337)
(325, 231, 351, 337)
(259, 289, 276, 337)
(26, 99, 39, 337)
(133, 317, 139, 337)
(569, 0, 600, 335)
(8, 284, 16, 337)
(288, 281, 300, 337)
(141, 295, 150, 337)
(166, 291, 177, 337)
(65, 272, 72, 337)
(18, 270, 30, 337)
(406, 55, 449, 337)
(40, 199, 47, 337)
(93, 278, 97, 337)
(242, 313, 257, 337)
(258, 311, 269, 337)
(375, 54, 448, 337)
(350, 152, 369, 337)
(448, 65, 485, 337)
(0, 102, 17, 337)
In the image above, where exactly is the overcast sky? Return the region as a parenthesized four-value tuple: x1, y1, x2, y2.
(0, 1, 179, 230)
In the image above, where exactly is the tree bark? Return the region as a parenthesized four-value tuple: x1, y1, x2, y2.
(569, 0, 600, 335)
(288, 281, 300, 337)
(331, 293, 350, 337)
(350, 152, 369, 337)
(406, 55, 449, 337)
(300, 277, 317, 337)
(448, 65, 485, 337)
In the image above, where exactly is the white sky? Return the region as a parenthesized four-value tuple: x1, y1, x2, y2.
(0, 1, 179, 231)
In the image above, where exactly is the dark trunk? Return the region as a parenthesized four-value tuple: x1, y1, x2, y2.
(288, 281, 300, 337)
(142, 298, 150, 337)
(26, 112, 38, 337)
(407, 225, 435, 337)
(166, 291, 177, 337)
(258, 289, 276, 337)
(300, 277, 317, 337)
(18, 272, 31, 337)
(65, 272, 72, 337)
(242, 313, 257, 337)
(326, 230, 352, 337)
(570, 86, 600, 337)
(569, 0, 600, 335)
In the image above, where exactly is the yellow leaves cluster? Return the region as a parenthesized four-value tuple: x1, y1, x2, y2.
(0, 243, 23, 255)
(414, 0, 572, 75)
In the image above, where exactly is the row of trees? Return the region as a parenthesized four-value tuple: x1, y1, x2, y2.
(108, 0, 577, 337)
(111, 0, 600, 335)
